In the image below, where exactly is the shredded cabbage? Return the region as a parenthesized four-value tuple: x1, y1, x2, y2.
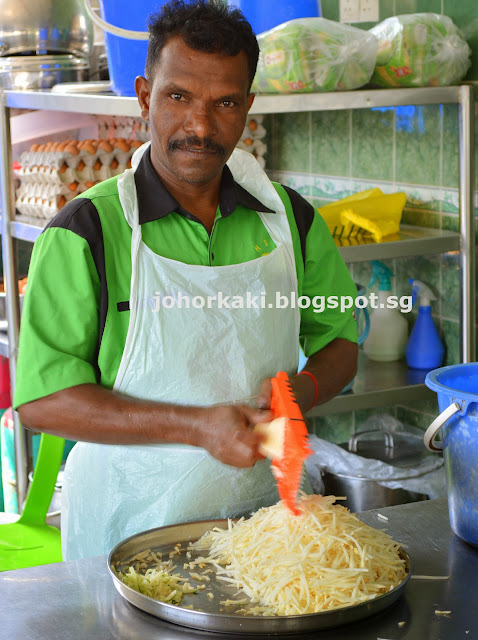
(190, 494, 407, 615)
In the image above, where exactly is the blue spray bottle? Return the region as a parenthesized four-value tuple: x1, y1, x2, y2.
(406, 280, 444, 369)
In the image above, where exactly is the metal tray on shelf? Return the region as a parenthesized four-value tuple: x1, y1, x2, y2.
(108, 518, 412, 635)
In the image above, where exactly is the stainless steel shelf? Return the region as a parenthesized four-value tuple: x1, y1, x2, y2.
(307, 353, 436, 417)
(10, 216, 44, 242)
(252, 85, 464, 113)
(5, 85, 465, 116)
(338, 225, 460, 263)
(6, 89, 141, 117)
(6, 216, 462, 264)
(0, 332, 9, 357)
(1, 85, 473, 511)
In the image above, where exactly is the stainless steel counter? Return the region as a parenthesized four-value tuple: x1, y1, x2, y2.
(1, 498, 476, 639)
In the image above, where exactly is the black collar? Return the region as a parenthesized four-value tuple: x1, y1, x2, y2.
(134, 146, 275, 225)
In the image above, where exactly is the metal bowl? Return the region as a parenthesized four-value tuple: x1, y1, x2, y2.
(108, 518, 413, 635)
(0, 55, 88, 90)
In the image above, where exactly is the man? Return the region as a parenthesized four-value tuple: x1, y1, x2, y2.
(14, 0, 358, 560)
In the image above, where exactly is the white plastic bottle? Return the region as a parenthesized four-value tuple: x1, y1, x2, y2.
(363, 261, 408, 362)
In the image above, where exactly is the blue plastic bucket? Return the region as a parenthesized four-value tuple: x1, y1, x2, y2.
(84, 0, 164, 96)
(230, 0, 321, 35)
(425, 363, 478, 546)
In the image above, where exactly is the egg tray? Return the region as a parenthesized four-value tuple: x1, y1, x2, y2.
(16, 139, 142, 220)
(16, 114, 268, 221)
(237, 115, 267, 168)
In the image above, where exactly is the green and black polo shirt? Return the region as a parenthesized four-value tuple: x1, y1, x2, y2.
(14, 147, 357, 409)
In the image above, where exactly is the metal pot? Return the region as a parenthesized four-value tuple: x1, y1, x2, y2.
(322, 429, 436, 512)
(0, 0, 93, 58)
(322, 471, 428, 512)
(0, 55, 88, 90)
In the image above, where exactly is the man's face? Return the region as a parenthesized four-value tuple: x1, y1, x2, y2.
(136, 36, 255, 186)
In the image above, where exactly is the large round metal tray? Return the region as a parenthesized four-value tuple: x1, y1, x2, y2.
(108, 519, 412, 635)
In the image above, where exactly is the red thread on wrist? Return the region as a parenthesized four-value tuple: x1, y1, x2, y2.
(298, 370, 319, 410)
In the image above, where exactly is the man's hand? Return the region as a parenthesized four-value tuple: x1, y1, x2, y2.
(199, 404, 272, 468)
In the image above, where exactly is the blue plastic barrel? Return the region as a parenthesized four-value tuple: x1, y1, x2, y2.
(97, 0, 165, 96)
(425, 363, 478, 547)
(230, 0, 321, 35)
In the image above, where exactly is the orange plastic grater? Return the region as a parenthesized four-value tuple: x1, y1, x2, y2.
(269, 371, 313, 516)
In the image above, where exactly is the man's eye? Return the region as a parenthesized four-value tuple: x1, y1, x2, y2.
(171, 93, 183, 101)
(220, 100, 235, 108)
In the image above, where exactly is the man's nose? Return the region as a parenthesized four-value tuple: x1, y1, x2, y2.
(183, 103, 218, 139)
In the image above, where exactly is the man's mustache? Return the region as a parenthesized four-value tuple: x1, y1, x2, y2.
(167, 136, 226, 156)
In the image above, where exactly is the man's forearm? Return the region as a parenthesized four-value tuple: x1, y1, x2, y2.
(291, 338, 358, 412)
(17, 383, 205, 445)
(17, 383, 272, 468)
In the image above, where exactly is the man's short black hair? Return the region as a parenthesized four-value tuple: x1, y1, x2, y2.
(145, 0, 259, 91)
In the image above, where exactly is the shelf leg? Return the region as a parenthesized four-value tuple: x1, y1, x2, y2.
(0, 92, 28, 510)
(458, 85, 476, 363)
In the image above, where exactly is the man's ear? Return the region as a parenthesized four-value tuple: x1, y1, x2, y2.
(246, 92, 255, 112)
(135, 76, 151, 121)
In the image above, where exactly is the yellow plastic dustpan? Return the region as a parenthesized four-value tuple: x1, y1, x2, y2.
(0, 433, 64, 571)
(319, 189, 406, 242)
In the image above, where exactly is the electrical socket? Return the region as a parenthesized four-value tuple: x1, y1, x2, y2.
(339, 0, 360, 23)
(359, 0, 379, 22)
(339, 0, 379, 23)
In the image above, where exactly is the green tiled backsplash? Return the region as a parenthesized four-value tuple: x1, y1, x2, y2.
(264, 94, 476, 435)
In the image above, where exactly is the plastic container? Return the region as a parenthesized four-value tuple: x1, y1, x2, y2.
(425, 363, 478, 547)
(363, 261, 408, 362)
(83, 0, 155, 96)
(231, 0, 321, 35)
(406, 279, 444, 370)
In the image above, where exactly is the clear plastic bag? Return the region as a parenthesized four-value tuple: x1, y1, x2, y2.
(252, 18, 378, 94)
(305, 414, 447, 500)
(370, 13, 471, 87)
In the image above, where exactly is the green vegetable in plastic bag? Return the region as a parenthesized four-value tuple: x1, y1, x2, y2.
(251, 18, 378, 94)
(370, 14, 471, 87)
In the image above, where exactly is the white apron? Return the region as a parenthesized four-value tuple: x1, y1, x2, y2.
(62, 145, 301, 560)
